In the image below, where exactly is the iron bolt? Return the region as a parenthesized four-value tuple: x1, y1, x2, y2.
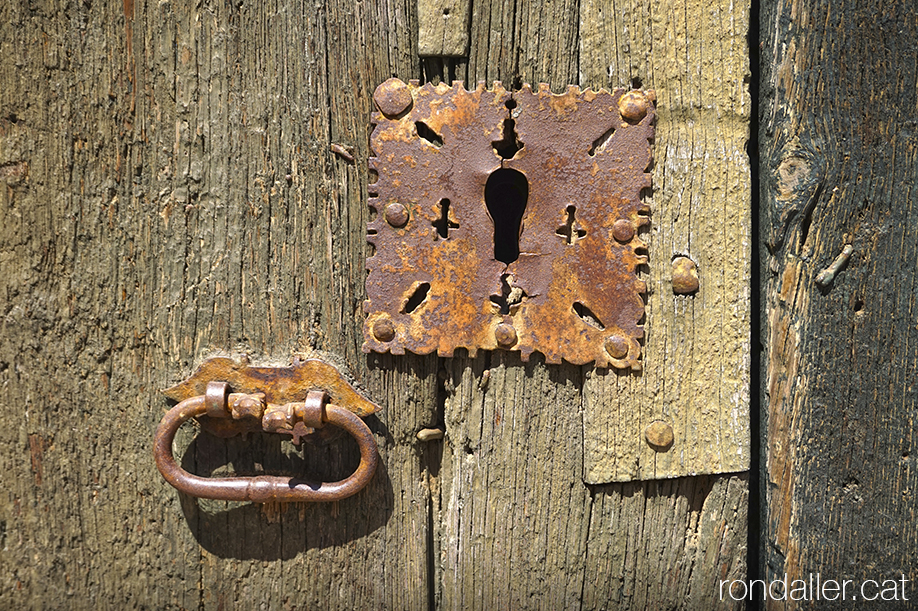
(645, 421, 674, 449)
(612, 219, 635, 243)
(231, 393, 265, 420)
(373, 78, 413, 118)
(672, 256, 699, 294)
(417, 427, 444, 441)
(494, 323, 517, 348)
(604, 335, 630, 359)
(372, 317, 396, 342)
(263, 405, 292, 432)
(384, 203, 409, 227)
(618, 91, 649, 123)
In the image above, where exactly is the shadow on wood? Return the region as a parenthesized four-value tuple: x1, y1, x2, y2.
(172, 422, 393, 560)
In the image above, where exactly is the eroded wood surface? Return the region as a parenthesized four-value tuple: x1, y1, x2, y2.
(580, 0, 751, 483)
(760, 1, 918, 608)
(0, 0, 748, 608)
(418, 0, 471, 56)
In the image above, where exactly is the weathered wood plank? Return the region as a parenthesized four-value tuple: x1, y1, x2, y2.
(0, 0, 751, 608)
(436, 354, 750, 609)
(0, 0, 437, 608)
(581, 0, 751, 482)
(761, 1, 918, 608)
(439, 355, 591, 608)
(582, 475, 748, 609)
(427, 1, 750, 608)
(418, 0, 471, 57)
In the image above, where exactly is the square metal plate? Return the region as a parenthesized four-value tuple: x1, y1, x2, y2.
(363, 79, 654, 369)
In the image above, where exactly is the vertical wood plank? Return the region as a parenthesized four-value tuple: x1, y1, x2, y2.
(426, 1, 750, 608)
(581, 0, 752, 482)
(761, 1, 918, 607)
(439, 355, 591, 609)
(418, 0, 471, 57)
(582, 475, 749, 609)
(0, 0, 438, 607)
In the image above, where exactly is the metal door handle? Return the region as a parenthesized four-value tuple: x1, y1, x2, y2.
(154, 382, 378, 503)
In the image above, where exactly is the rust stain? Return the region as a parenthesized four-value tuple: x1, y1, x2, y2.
(364, 79, 654, 369)
(28, 434, 44, 487)
(542, 83, 580, 115)
(767, 257, 806, 580)
(0, 161, 29, 185)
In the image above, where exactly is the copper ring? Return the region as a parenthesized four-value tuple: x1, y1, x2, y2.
(154, 396, 378, 502)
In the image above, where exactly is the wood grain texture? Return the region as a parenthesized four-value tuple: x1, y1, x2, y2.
(418, 0, 471, 56)
(760, 1, 918, 608)
(0, 0, 749, 609)
(580, 0, 752, 482)
(424, 1, 750, 608)
(0, 0, 434, 608)
(435, 355, 749, 609)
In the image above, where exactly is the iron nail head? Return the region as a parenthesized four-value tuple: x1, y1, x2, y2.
(374, 78, 413, 118)
(645, 421, 674, 449)
(672, 256, 699, 294)
(372, 317, 396, 342)
(612, 219, 635, 243)
(604, 335, 630, 359)
(618, 91, 649, 123)
(384, 203, 409, 227)
(494, 323, 517, 348)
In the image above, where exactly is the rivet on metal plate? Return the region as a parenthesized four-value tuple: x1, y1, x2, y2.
(365, 80, 655, 369)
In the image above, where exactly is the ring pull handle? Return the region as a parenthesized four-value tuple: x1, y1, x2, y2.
(154, 381, 379, 503)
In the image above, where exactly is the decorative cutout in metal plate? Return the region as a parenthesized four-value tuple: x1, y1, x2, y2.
(363, 78, 654, 369)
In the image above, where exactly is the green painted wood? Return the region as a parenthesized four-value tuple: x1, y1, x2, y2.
(580, 0, 751, 483)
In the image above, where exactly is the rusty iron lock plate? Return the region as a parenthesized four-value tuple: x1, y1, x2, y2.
(364, 79, 654, 369)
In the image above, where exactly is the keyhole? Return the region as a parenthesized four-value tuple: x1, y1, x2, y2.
(556, 205, 586, 244)
(433, 198, 458, 239)
(492, 118, 523, 159)
(484, 168, 529, 264)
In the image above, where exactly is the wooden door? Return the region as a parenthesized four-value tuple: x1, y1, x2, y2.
(1, 0, 750, 609)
